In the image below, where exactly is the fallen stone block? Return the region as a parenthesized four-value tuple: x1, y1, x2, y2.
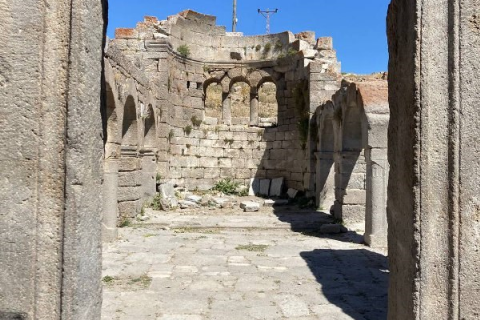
(320, 224, 348, 234)
(178, 200, 200, 209)
(158, 182, 175, 199)
(186, 195, 202, 203)
(269, 177, 284, 197)
(264, 199, 275, 207)
(240, 201, 260, 212)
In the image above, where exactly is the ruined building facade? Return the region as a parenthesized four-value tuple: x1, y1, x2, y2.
(103, 10, 389, 248)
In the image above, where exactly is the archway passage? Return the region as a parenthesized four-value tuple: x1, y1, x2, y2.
(122, 96, 138, 147)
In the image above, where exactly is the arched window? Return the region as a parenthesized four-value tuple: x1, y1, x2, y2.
(121, 96, 138, 147)
(204, 81, 222, 122)
(258, 81, 278, 126)
(230, 81, 250, 125)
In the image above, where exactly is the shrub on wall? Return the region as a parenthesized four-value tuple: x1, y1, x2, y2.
(177, 44, 190, 58)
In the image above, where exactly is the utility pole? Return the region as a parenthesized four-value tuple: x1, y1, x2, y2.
(232, 0, 237, 32)
(257, 8, 278, 34)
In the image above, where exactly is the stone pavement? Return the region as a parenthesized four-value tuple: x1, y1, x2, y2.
(102, 206, 388, 320)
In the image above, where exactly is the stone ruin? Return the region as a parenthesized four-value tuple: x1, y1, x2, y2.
(102, 10, 389, 247)
(2, 1, 479, 319)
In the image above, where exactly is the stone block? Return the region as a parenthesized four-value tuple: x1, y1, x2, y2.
(240, 201, 260, 212)
(118, 200, 140, 218)
(259, 179, 271, 196)
(249, 178, 260, 196)
(186, 195, 202, 203)
(269, 177, 284, 197)
(179, 200, 200, 209)
(117, 186, 140, 202)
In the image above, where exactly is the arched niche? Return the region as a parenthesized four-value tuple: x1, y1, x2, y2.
(143, 104, 156, 149)
(229, 78, 250, 125)
(258, 80, 278, 126)
(105, 82, 118, 145)
(121, 95, 138, 147)
(204, 80, 223, 122)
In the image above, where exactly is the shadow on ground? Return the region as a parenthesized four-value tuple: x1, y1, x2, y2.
(273, 206, 389, 320)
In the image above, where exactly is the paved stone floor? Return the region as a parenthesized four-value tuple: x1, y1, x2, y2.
(102, 206, 388, 320)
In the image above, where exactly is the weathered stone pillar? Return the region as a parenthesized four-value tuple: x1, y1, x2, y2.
(0, 0, 105, 318)
(364, 148, 388, 248)
(222, 92, 231, 125)
(250, 93, 259, 126)
(140, 151, 157, 202)
(315, 151, 336, 211)
(103, 159, 119, 242)
(387, 0, 480, 319)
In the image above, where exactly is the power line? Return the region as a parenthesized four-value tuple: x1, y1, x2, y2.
(257, 8, 278, 34)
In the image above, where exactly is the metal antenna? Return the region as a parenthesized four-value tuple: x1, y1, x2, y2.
(232, 0, 238, 32)
(257, 8, 278, 34)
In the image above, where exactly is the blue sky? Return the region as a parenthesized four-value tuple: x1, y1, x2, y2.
(108, 0, 390, 74)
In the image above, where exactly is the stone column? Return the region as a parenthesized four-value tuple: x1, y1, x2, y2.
(0, 0, 105, 318)
(222, 92, 231, 125)
(250, 93, 258, 126)
(315, 152, 336, 211)
(103, 158, 119, 242)
(387, 0, 480, 319)
(364, 148, 388, 248)
(141, 151, 157, 202)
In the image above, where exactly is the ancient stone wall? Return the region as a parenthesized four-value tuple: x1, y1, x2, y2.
(315, 78, 389, 247)
(105, 10, 342, 208)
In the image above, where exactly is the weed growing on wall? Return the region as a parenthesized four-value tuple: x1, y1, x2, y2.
(184, 125, 192, 136)
(191, 115, 202, 127)
(177, 44, 190, 58)
(213, 178, 240, 195)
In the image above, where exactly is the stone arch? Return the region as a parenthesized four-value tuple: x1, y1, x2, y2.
(203, 78, 223, 122)
(122, 95, 138, 147)
(229, 77, 251, 125)
(257, 77, 278, 126)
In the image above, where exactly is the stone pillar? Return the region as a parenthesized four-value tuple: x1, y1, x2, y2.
(250, 93, 258, 126)
(315, 152, 336, 211)
(103, 159, 119, 242)
(364, 148, 388, 248)
(141, 151, 157, 202)
(222, 92, 231, 125)
(387, 0, 480, 319)
(0, 0, 105, 318)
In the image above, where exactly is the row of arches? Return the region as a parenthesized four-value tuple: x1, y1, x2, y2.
(102, 61, 159, 240)
(315, 82, 389, 248)
(203, 68, 280, 126)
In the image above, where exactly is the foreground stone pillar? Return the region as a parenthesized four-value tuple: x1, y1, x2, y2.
(364, 148, 388, 248)
(103, 159, 119, 242)
(0, 0, 105, 318)
(387, 0, 480, 319)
